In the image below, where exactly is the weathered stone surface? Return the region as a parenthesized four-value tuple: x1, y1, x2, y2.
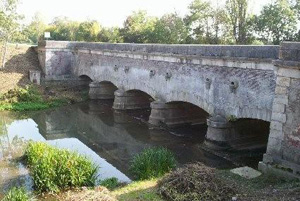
(37, 40, 300, 178)
(230, 166, 262, 179)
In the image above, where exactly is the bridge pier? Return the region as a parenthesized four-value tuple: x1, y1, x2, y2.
(113, 89, 152, 110)
(89, 81, 117, 100)
(204, 115, 233, 150)
(148, 101, 207, 127)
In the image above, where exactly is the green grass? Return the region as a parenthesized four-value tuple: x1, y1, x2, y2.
(0, 86, 67, 111)
(2, 187, 31, 201)
(100, 177, 120, 190)
(129, 147, 177, 180)
(25, 142, 98, 193)
(112, 179, 164, 201)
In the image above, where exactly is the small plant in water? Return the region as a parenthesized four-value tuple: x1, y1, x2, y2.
(2, 187, 31, 201)
(129, 147, 177, 180)
(100, 177, 120, 190)
(25, 142, 98, 193)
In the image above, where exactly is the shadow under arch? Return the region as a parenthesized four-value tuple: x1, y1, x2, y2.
(149, 100, 209, 128)
(230, 118, 270, 151)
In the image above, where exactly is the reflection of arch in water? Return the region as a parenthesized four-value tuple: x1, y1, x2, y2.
(149, 100, 209, 128)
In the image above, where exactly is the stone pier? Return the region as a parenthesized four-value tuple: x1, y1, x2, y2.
(89, 81, 117, 100)
(149, 101, 207, 127)
(113, 89, 152, 110)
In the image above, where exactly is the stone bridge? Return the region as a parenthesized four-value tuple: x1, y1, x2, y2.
(37, 41, 300, 178)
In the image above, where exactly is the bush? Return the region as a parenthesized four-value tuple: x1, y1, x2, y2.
(2, 187, 30, 201)
(158, 163, 236, 201)
(0, 86, 68, 111)
(100, 177, 120, 190)
(25, 142, 98, 193)
(0, 86, 42, 103)
(129, 147, 176, 180)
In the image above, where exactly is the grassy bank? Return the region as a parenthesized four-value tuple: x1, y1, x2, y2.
(0, 84, 88, 111)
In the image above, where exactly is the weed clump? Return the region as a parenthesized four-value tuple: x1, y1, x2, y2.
(100, 177, 120, 190)
(2, 187, 31, 201)
(129, 147, 176, 180)
(25, 142, 98, 193)
(158, 163, 236, 201)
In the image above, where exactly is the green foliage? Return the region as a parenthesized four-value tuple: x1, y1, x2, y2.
(0, 86, 42, 103)
(254, 0, 298, 45)
(121, 10, 157, 43)
(151, 13, 188, 44)
(100, 177, 120, 190)
(0, 86, 68, 111)
(25, 142, 98, 193)
(1, 187, 31, 201)
(129, 147, 176, 180)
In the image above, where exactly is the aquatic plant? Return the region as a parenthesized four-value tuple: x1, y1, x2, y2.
(1, 187, 31, 201)
(25, 142, 98, 193)
(100, 177, 120, 190)
(129, 147, 177, 180)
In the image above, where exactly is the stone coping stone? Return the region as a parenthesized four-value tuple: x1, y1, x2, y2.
(230, 166, 262, 179)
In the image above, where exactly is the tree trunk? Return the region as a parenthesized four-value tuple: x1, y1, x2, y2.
(1, 38, 8, 68)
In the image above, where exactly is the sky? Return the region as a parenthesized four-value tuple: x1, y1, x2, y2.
(18, 0, 272, 27)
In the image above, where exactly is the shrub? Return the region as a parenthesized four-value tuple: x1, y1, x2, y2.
(158, 163, 236, 201)
(25, 142, 98, 193)
(2, 187, 30, 201)
(129, 147, 176, 180)
(0, 86, 42, 103)
(100, 177, 120, 190)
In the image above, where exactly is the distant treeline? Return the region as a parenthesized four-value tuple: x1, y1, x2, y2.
(3, 0, 300, 45)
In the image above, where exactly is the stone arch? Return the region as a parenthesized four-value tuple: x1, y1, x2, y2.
(79, 74, 93, 82)
(89, 80, 118, 100)
(113, 89, 154, 111)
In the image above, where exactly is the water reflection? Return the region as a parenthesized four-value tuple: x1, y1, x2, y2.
(0, 100, 236, 195)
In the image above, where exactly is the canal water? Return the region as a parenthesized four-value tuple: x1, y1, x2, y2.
(0, 100, 262, 197)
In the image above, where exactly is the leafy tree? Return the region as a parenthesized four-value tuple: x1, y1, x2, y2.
(0, 0, 23, 67)
(254, 0, 298, 44)
(225, 0, 251, 44)
(45, 16, 79, 41)
(23, 12, 47, 44)
(150, 13, 188, 44)
(121, 10, 157, 43)
(76, 20, 100, 42)
(185, 0, 230, 44)
(98, 27, 123, 43)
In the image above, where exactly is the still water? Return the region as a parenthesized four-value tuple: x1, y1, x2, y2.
(0, 100, 242, 196)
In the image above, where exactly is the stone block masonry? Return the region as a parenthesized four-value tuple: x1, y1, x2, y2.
(259, 42, 300, 179)
(37, 40, 300, 179)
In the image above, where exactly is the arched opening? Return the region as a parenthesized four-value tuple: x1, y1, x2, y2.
(89, 81, 118, 100)
(113, 89, 154, 121)
(149, 101, 209, 140)
(231, 118, 270, 151)
(79, 74, 93, 83)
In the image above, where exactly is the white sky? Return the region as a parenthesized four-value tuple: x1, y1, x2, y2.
(18, 0, 272, 27)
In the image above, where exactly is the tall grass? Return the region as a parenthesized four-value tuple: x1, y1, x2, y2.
(2, 187, 30, 201)
(25, 142, 98, 193)
(129, 147, 177, 180)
